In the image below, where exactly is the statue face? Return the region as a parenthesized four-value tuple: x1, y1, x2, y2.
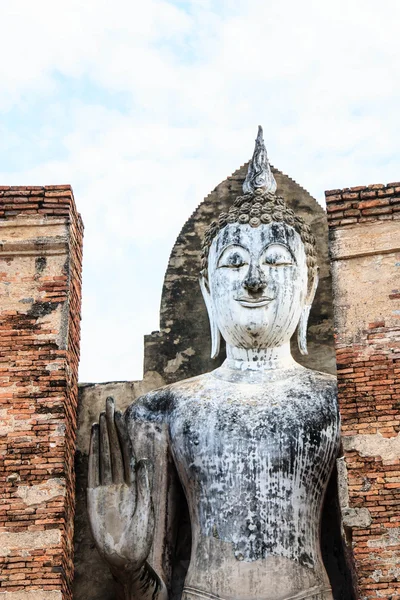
(207, 223, 308, 349)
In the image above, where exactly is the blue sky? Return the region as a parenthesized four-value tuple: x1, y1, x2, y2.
(1, 0, 400, 382)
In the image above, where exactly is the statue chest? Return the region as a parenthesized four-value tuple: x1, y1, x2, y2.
(168, 389, 340, 565)
(169, 391, 339, 479)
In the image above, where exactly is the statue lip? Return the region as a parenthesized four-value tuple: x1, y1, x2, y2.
(235, 296, 274, 307)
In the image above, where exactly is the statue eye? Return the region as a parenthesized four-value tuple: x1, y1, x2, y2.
(227, 252, 247, 267)
(262, 244, 294, 266)
(217, 248, 249, 269)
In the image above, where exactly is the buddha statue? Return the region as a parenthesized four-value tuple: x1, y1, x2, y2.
(87, 127, 340, 600)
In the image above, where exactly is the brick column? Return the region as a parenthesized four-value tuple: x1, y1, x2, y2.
(0, 187, 83, 600)
(326, 183, 400, 599)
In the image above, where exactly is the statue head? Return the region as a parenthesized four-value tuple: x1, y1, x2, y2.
(199, 126, 318, 359)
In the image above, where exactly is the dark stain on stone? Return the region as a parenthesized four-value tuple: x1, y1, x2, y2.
(63, 256, 70, 276)
(35, 256, 47, 273)
(36, 405, 64, 415)
(50, 379, 67, 388)
(27, 301, 60, 319)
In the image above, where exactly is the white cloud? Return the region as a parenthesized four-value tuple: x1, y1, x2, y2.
(1, 0, 400, 381)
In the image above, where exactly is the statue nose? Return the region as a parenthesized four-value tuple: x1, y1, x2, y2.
(243, 264, 267, 293)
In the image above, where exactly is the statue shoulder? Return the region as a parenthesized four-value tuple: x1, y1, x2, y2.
(296, 366, 337, 397)
(125, 372, 212, 423)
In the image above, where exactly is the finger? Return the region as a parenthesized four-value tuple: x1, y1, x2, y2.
(88, 423, 100, 488)
(115, 410, 136, 487)
(99, 412, 112, 485)
(105, 397, 124, 484)
(133, 459, 154, 557)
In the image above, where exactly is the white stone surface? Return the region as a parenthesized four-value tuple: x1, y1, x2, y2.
(88, 221, 339, 600)
(87, 133, 339, 600)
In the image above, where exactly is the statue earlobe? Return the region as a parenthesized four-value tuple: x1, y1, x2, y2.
(297, 268, 319, 356)
(297, 305, 311, 355)
(199, 275, 221, 359)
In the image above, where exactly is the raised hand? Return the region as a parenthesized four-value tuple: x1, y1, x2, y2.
(87, 397, 154, 575)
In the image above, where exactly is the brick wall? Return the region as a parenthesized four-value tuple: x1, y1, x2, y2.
(0, 187, 83, 600)
(326, 183, 400, 599)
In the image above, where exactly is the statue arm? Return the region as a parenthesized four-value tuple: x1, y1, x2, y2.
(87, 396, 169, 600)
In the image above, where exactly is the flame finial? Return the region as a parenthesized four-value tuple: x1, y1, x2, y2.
(243, 126, 277, 195)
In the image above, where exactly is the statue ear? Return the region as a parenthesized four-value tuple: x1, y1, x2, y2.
(297, 268, 319, 356)
(199, 275, 221, 359)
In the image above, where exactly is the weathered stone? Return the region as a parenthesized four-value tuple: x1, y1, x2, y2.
(86, 132, 351, 600)
(74, 143, 341, 600)
(327, 182, 400, 600)
(0, 530, 61, 557)
(341, 508, 372, 528)
(73, 373, 166, 600)
(0, 188, 83, 599)
(343, 432, 400, 464)
(16, 478, 65, 506)
(143, 163, 335, 387)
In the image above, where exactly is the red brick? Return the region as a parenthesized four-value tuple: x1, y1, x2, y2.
(342, 192, 360, 200)
(330, 180, 400, 600)
(358, 199, 390, 210)
(360, 190, 377, 199)
(361, 206, 392, 216)
(340, 217, 358, 225)
(326, 201, 353, 213)
(350, 185, 367, 192)
(378, 188, 395, 197)
(0, 187, 83, 599)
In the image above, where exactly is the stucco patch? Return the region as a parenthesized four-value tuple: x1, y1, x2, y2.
(16, 478, 65, 506)
(343, 432, 400, 464)
(341, 507, 372, 528)
(367, 528, 400, 548)
(164, 352, 187, 373)
(0, 529, 61, 556)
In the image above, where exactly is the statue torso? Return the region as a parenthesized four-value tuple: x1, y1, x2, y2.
(129, 366, 339, 600)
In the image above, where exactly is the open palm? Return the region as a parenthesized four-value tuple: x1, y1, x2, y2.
(87, 397, 154, 573)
